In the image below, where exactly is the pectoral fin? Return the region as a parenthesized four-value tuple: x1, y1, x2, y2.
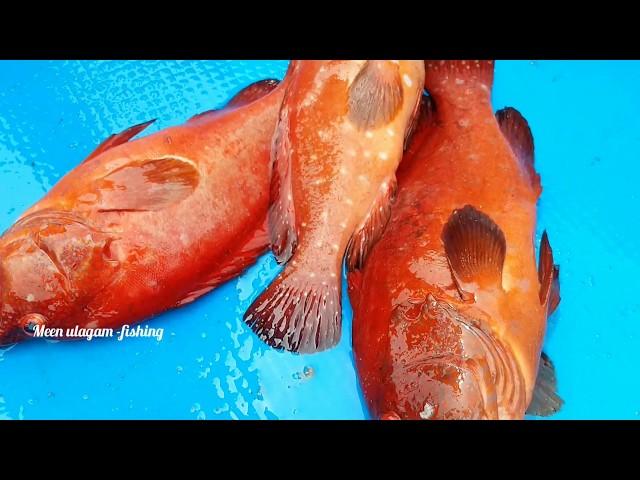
(94, 157, 199, 212)
(442, 205, 506, 291)
(348, 60, 404, 131)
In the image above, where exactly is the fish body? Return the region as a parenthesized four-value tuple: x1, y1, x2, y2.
(244, 60, 425, 353)
(349, 61, 561, 419)
(0, 79, 284, 345)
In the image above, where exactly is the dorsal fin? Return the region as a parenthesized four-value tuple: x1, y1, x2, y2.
(442, 205, 506, 290)
(538, 231, 561, 315)
(348, 60, 404, 131)
(83, 119, 156, 164)
(188, 79, 281, 123)
(496, 107, 541, 195)
(226, 78, 280, 108)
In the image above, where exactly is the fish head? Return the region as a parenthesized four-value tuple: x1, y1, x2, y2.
(0, 210, 119, 345)
(382, 294, 524, 420)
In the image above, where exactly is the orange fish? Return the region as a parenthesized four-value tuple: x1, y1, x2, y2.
(0, 78, 285, 345)
(243, 60, 425, 354)
(348, 60, 562, 419)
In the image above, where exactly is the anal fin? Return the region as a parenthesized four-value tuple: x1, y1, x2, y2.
(526, 351, 563, 417)
(268, 107, 298, 264)
(345, 176, 398, 271)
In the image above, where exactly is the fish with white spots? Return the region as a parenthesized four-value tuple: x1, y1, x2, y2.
(0, 77, 288, 345)
(244, 60, 425, 354)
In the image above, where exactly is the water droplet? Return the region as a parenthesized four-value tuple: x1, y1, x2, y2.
(176, 365, 184, 374)
(82, 394, 89, 401)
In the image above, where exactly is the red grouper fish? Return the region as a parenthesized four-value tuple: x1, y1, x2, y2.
(348, 60, 562, 419)
(243, 60, 425, 354)
(0, 77, 287, 345)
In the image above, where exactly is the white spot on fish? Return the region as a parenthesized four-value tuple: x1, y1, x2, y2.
(379, 152, 389, 161)
(340, 166, 348, 175)
(26, 294, 35, 302)
(365, 131, 373, 139)
(402, 74, 413, 87)
(346, 198, 354, 205)
(386, 128, 395, 137)
(455, 78, 465, 85)
(364, 151, 371, 158)
(419, 402, 435, 420)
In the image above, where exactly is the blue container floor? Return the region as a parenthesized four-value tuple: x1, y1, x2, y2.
(0, 60, 638, 419)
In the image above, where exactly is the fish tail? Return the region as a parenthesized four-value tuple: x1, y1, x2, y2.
(244, 259, 342, 354)
(424, 60, 494, 94)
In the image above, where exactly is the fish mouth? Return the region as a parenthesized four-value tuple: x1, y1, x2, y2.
(0, 327, 26, 347)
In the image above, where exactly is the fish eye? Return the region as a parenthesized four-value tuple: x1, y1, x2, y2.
(20, 313, 47, 336)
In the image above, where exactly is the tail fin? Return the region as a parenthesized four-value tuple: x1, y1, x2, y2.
(424, 60, 494, 95)
(244, 262, 342, 354)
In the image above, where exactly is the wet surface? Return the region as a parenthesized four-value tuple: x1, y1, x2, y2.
(1, 60, 639, 419)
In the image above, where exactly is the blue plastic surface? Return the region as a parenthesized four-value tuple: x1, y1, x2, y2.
(0, 60, 638, 420)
